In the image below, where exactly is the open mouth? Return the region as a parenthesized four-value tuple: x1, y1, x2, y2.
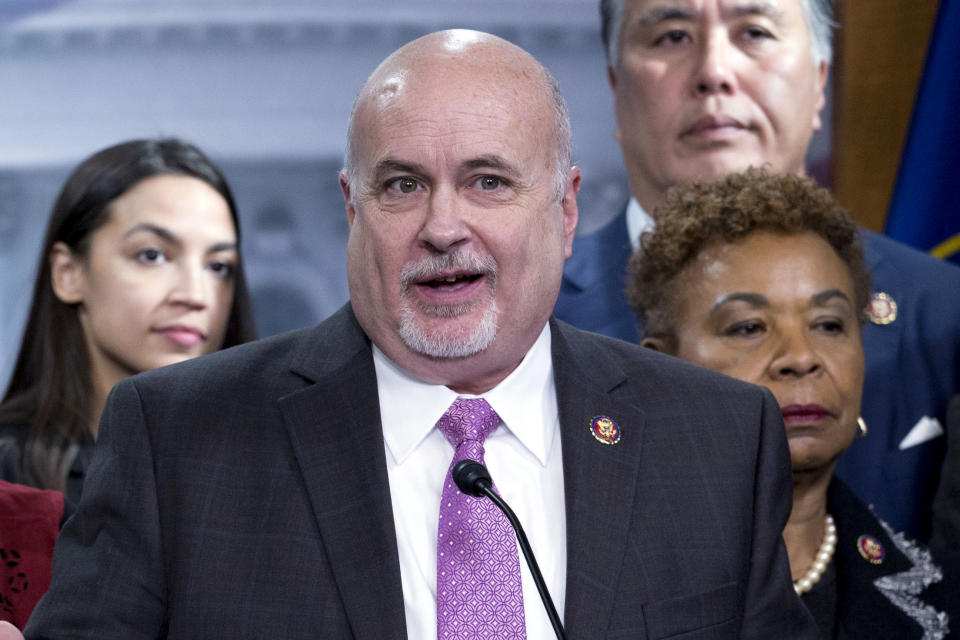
(401, 252, 498, 302)
(419, 273, 484, 291)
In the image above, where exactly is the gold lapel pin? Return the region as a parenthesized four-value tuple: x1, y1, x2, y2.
(589, 416, 621, 445)
(866, 292, 898, 325)
(856, 534, 885, 564)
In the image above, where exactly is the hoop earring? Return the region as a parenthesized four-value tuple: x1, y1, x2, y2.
(857, 417, 868, 438)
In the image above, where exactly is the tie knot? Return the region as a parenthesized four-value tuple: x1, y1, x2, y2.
(436, 397, 501, 449)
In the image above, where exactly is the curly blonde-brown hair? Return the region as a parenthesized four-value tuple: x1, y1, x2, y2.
(627, 169, 871, 351)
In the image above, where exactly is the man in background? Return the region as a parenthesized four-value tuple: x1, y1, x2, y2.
(556, 0, 960, 545)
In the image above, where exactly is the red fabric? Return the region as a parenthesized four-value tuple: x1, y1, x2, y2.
(0, 480, 63, 630)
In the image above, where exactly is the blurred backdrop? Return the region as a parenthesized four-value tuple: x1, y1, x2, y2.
(0, 0, 833, 390)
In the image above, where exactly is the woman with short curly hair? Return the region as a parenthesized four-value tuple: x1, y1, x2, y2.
(628, 168, 954, 639)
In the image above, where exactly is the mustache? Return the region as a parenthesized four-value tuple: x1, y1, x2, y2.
(400, 252, 499, 290)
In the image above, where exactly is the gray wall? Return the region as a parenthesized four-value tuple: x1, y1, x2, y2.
(0, 0, 631, 391)
(0, 0, 830, 390)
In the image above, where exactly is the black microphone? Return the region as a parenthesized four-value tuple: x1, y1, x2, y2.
(452, 460, 568, 640)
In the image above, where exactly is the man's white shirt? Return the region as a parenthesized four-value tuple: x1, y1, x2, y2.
(626, 196, 656, 252)
(376, 323, 566, 640)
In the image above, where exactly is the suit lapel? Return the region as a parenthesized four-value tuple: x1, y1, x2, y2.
(551, 320, 647, 637)
(278, 307, 407, 640)
(829, 480, 919, 638)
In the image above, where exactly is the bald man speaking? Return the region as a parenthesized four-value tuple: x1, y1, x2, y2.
(21, 31, 817, 639)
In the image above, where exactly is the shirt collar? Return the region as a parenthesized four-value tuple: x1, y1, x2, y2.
(376, 323, 557, 467)
(626, 196, 656, 252)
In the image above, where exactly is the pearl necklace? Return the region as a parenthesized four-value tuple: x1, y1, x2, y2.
(794, 514, 837, 595)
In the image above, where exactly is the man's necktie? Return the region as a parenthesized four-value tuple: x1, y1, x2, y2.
(436, 397, 526, 639)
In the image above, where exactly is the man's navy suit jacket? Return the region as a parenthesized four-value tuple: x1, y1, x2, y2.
(27, 305, 816, 639)
(556, 206, 960, 541)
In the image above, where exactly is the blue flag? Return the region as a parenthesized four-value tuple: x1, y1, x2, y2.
(886, 0, 960, 265)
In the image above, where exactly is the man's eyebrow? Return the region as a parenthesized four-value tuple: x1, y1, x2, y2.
(634, 1, 784, 25)
(635, 5, 696, 25)
(461, 155, 520, 176)
(811, 289, 852, 306)
(712, 292, 769, 312)
(726, 1, 785, 20)
(369, 155, 524, 186)
(372, 158, 427, 181)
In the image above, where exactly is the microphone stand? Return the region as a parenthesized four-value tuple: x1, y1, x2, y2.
(453, 460, 567, 640)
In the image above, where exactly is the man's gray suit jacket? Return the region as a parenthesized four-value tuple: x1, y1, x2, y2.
(26, 304, 818, 639)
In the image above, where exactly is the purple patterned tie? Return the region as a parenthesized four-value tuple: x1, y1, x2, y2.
(436, 397, 526, 639)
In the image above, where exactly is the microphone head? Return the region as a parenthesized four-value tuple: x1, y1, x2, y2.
(452, 460, 492, 497)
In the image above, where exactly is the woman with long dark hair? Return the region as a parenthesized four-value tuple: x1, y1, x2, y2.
(0, 138, 256, 505)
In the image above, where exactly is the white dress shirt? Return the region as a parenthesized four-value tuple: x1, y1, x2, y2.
(375, 323, 566, 640)
(626, 196, 656, 252)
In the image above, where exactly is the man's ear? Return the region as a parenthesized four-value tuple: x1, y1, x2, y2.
(339, 170, 357, 228)
(49, 242, 85, 305)
(641, 336, 667, 352)
(561, 166, 582, 259)
(608, 65, 622, 143)
(812, 61, 829, 131)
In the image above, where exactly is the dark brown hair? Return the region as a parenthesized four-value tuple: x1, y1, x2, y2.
(627, 169, 870, 352)
(0, 138, 257, 491)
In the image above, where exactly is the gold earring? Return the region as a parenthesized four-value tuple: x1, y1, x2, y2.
(857, 417, 868, 438)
